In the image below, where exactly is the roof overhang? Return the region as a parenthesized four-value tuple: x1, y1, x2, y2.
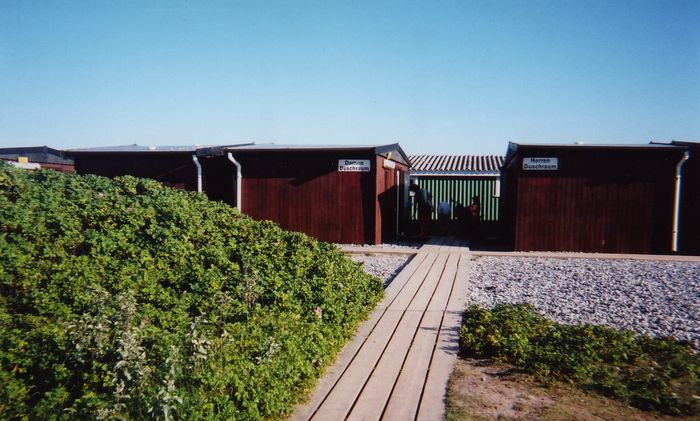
(219, 143, 411, 166)
(65, 142, 411, 166)
(504, 141, 687, 169)
(409, 171, 500, 177)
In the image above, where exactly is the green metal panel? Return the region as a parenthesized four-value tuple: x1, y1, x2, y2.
(410, 176, 500, 221)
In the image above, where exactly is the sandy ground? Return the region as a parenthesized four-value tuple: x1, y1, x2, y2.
(446, 359, 695, 421)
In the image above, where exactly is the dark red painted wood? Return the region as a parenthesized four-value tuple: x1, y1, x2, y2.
(374, 157, 409, 244)
(679, 146, 700, 255)
(40, 163, 75, 173)
(74, 154, 198, 191)
(236, 152, 379, 244)
(504, 147, 683, 254)
(72, 149, 410, 245)
(200, 156, 236, 206)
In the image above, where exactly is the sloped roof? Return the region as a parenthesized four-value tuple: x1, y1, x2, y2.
(197, 143, 411, 166)
(409, 155, 504, 176)
(66, 144, 225, 154)
(503, 141, 687, 169)
(0, 145, 73, 165)
(66, 142, 412, 166)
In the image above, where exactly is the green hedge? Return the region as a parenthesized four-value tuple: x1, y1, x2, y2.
(459, 304, 700, 416)
(0, 165, 383, 420)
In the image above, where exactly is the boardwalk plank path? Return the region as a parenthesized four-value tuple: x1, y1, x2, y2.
(292, 239, 700, 421)
(291, 237, 470, 421)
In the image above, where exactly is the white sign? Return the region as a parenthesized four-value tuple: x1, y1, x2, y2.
(338, 159, 371, 172)
(523, 157, 558, 171)
(382, 159, 396, 169)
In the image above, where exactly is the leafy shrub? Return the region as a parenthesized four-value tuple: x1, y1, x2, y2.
(459, 304, 700, 416)
(0, 164, 383, 420)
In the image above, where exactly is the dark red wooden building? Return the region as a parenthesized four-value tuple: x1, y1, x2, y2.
(501, 142, 694, 254)
(0, 146, 74, 173)
(68, 143, 410, 244)
(672, 141, 700, 255)
(69, 144, 205, 190)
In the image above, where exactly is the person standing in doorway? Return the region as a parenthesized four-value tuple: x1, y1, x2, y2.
(437, 200, 451, 235)
(469, 196, 481, 244)
(410, 183, 433, 240)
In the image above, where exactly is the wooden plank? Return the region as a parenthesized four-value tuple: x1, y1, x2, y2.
(346, 254, 448, 420)
(307, 310, 403, 420)
(381, 253, 428, 308)
(290, 305, 385, 421)
(420, 237, 446, 254)
(345, 311, 424, 421)
(292, 253, 430, 420)
(416, 253, 472, 421)
(382, 254, 459, 420)
(309, 253, 439, 420)
(384, 253, 438, 311)
(409, 253, 454, 312)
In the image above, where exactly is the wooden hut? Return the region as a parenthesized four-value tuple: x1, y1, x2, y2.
(671, 141, 700, 255)
(0, 146, 74, 173)
(501, 142, 690, 254)
(68, 143, 410, 245)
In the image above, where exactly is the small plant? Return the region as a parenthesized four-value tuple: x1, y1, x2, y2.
(459, 304, 700, 416)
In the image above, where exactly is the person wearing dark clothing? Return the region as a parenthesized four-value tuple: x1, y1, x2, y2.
(452, 200, 468, 237)
(410, 183, 433, 239)
(468, 196, 481, 244)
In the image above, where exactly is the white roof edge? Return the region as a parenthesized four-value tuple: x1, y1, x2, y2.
(409, 171, 500, 177)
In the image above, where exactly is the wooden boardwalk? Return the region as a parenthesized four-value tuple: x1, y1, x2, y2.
(291, 237, 471, 421)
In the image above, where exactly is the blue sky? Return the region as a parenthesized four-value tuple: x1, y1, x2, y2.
(1, 0, 698, 155)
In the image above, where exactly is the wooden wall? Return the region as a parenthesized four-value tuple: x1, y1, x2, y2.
(236, 152, 378, 244)
(375, 157, 409, 244)
(72, 150, 410, 245)
(504, 148, 683, 254)
(40, 162, 75, 173)
(73, 154, 197, 191)
(679, 148, 700, 255)
(200, 156, 236, 206)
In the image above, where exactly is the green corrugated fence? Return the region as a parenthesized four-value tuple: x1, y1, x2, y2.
(410, 176, 500, 221)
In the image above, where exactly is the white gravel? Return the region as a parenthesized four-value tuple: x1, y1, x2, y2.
(465, 256, 700, 349)
(337, 241, 423, 251)
(350, 253, 412, 287)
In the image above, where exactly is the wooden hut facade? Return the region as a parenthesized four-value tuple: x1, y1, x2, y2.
(672, 141, 700, 255)
(501, 142, 692, 254)
(69, 143, 410, 245)
(0, 146, 74, 173)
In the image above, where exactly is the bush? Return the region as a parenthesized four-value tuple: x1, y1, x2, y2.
(459, 304, 700, 416)
(0, 164, 383, 420)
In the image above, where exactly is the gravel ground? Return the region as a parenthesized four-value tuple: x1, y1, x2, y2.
(349, 253, 413, 287)
(465, 256, 700, 348)
(337, 240, 423, 251)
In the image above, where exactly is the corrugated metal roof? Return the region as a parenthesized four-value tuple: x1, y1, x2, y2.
(408, 154, 504, 175)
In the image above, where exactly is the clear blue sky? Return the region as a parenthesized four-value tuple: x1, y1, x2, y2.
(1, 0, 698, 155)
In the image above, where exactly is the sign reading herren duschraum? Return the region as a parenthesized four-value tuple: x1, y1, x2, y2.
(338, 159, 371, 172)
(523, 157, 558, 170)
